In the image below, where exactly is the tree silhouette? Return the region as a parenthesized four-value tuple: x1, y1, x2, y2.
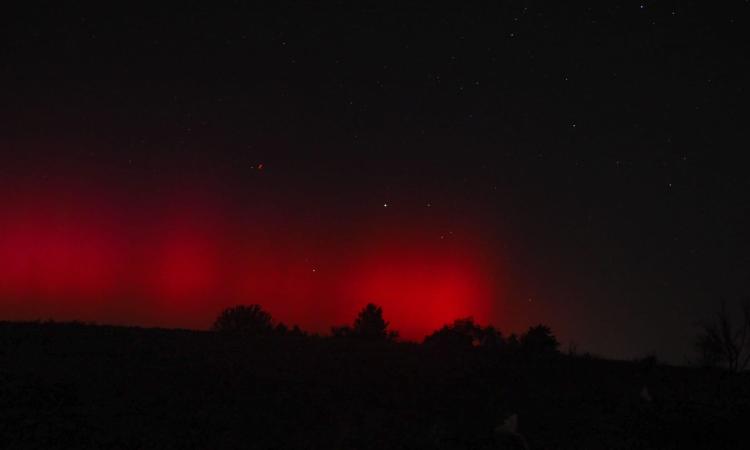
(423, 317, 485, 349)
(289, 324, 307, 337)
(520, 324, 560, 355)
(694, 298, 750, 372)
(212, 304, 274, 336)
(274, 322, 289, 335)
(350, 303, 398, 340)
(331, 325, 353, 338)
(480, 324, 505, 350)
(506, 333, 521, 352)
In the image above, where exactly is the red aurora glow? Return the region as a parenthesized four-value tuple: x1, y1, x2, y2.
(0, 181, 495, 340)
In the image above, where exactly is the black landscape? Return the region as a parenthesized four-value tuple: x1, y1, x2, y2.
(2, 303, 749, 449)
(2, 1, 750, 448)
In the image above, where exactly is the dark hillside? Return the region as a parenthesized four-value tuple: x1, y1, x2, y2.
(1, 321, 748, 449)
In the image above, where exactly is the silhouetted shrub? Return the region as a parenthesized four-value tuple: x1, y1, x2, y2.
(480, 325, 506, 350)
(423, 317, 485, 350)
(212, 304, 274, 336)
(694, 298, 750, 372)
(506, 333, 521, 352)
(352, 303, 398, 340)
(635, 353, 658, 373)
(520, 324, 560, 355)
(695, 330, 724, 369)
(330, 304, 398, 340)
(331, 325, 352, 338)
(353, 303, 393, 339)
(289, 325, 307, 337)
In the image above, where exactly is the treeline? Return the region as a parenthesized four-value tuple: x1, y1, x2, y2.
(212, 303, 561, 356)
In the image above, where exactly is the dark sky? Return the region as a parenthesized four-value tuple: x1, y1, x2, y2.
(1, 1, 749, 362)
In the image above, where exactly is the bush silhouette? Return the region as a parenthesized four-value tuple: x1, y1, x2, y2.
(694, 298, 750, 372)
(423, 317, 485, 349)
(212, 304, 274, 336)
(520, 324, 560, 355)
(289, 324, 307, 337)
(331, 325, 353, 338)
(506, 333, 521, 352)
(333, 303, 398, 340)
(274, 322, 289, 335)
(353, 304, 391, 339)
(479, 324, 505, 350)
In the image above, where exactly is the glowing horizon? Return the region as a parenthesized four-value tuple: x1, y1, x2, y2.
(0, 179, 497, 340)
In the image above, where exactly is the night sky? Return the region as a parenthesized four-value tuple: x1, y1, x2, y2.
(1, 2, 748, 362)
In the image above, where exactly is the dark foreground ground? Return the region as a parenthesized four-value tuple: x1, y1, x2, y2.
(1, 322, 748, 449)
